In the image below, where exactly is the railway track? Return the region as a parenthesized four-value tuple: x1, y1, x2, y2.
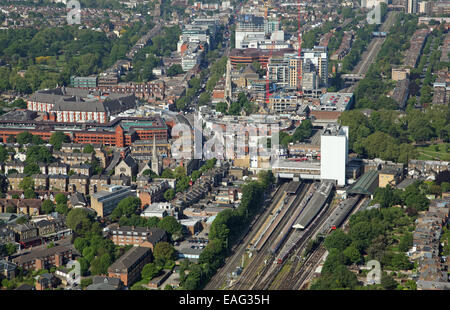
(261, 198, 335, 290)
(204, 182, 287, 290)
(230, 183, 311, 290)
(283, 196, 369, 290)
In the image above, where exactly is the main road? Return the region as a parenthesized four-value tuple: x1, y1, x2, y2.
(344, 10, 398, 92)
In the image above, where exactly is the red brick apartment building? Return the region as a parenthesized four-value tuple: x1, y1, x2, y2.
(108, 225, 167, 250)
(108, 246, 152, 287)
(0, 115, 168, 148)
(12, 243, 74, 271)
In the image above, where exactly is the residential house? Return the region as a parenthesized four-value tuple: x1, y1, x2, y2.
(110, 174, 131, 187)
(48, 174, 69, 192)
(47, 162, 69, 175)
(137, 180, 169, 208)
(4, 160, 25, 174)
(12, 243, 75, 271)
(89, 175, 110, 194)
(0, 260, 17, 279)
(70, 164, 92, 177)
(32, 174, 49, 191)
(7, 173, 27, 191)
(10, 223, 38, 241)
(68, 174, 89, 195)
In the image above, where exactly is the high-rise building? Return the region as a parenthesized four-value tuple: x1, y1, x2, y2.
(267, 47, 328, 90)
(407, 0, 418, 13)
(320, 125, 349, 186)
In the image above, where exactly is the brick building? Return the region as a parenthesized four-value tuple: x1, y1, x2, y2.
(107, 246, 152, 287)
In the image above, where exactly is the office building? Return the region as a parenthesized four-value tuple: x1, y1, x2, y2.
(91, 185, 136, 217)
(320, 124, 349, 186)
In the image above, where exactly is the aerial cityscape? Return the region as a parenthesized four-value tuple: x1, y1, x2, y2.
(0, 0, 448, 294)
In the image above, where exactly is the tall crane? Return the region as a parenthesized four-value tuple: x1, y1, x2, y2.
(297, 0, 303, 96)
(264, 0, 273, 105)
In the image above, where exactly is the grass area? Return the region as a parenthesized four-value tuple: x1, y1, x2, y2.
(415, 143, 450, 161)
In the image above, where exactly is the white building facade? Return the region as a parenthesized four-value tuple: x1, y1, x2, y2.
(320, 125, 349, 186)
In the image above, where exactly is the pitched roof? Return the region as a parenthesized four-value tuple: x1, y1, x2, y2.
(108, 246, 150, 272)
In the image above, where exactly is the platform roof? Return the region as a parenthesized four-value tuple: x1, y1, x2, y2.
(347, 170, 379, 195)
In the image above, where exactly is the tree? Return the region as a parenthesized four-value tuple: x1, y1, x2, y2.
(381, 273, 398, 290)
(16, 131, 34, 145)
(110, 196, 142, 220)
(161, 168, 174, 179)
(141, 262, 162, 280)
(24, 162, 40, 175)
(215, 101, 228, 114)
(153, 242, 176, 263)
(343, 245, 363, 265)
(0, 145, 8, 163)
(55, 203, 69, 215)
(83, 144, 94, 154)
(26, 145, 52, 164)
(19, 177, 34, 191)
(324, 229, 352, 252)
(164, 188, 175, 201)
(55, 193, 68, 205)
(157, 216, 182, 236)
(146, 216, 160, 228)
(90, 253, 111, 275)
(24, 188, 36, 199)
(167, 64, 183, 76)
(174, 166, 186, 179)
(398, 233, 413, 253)
(41, 199, 55, 214)
(66, 208, 94, 235)
(80, 277, 93, 289)
(49, 132, 70, 150)
(74, 237, 90, 253)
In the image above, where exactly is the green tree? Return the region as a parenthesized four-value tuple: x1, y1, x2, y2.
(24, 188, 36, 199)
(153, 242, 176, 263)
(167, 64, 183, 76)
(215, 101, 228, 114)
(66, 208, 94, 236)
(16, 131, 34, 145)
(83, 144, 94, 154)
(381, 273, 398, 290)
(343, 245, 363, 265)
(41, 199, 55, 214)
(55, 193, 68, 205)
(157, 216, 182, 236)
(141, 262, 162, 280)
(55, 203, 69, 215)
(24, 162, 40, 175)
(49, 132, 70, 150)
(324, 229, 352, 252)
(110, 196, 142, 220)
(19, 177, 34, 191)
(164, 188, 175, 201)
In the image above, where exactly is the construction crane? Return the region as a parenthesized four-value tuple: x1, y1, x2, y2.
(297, 0, 303, 96)
(264, 0, 273, 105)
